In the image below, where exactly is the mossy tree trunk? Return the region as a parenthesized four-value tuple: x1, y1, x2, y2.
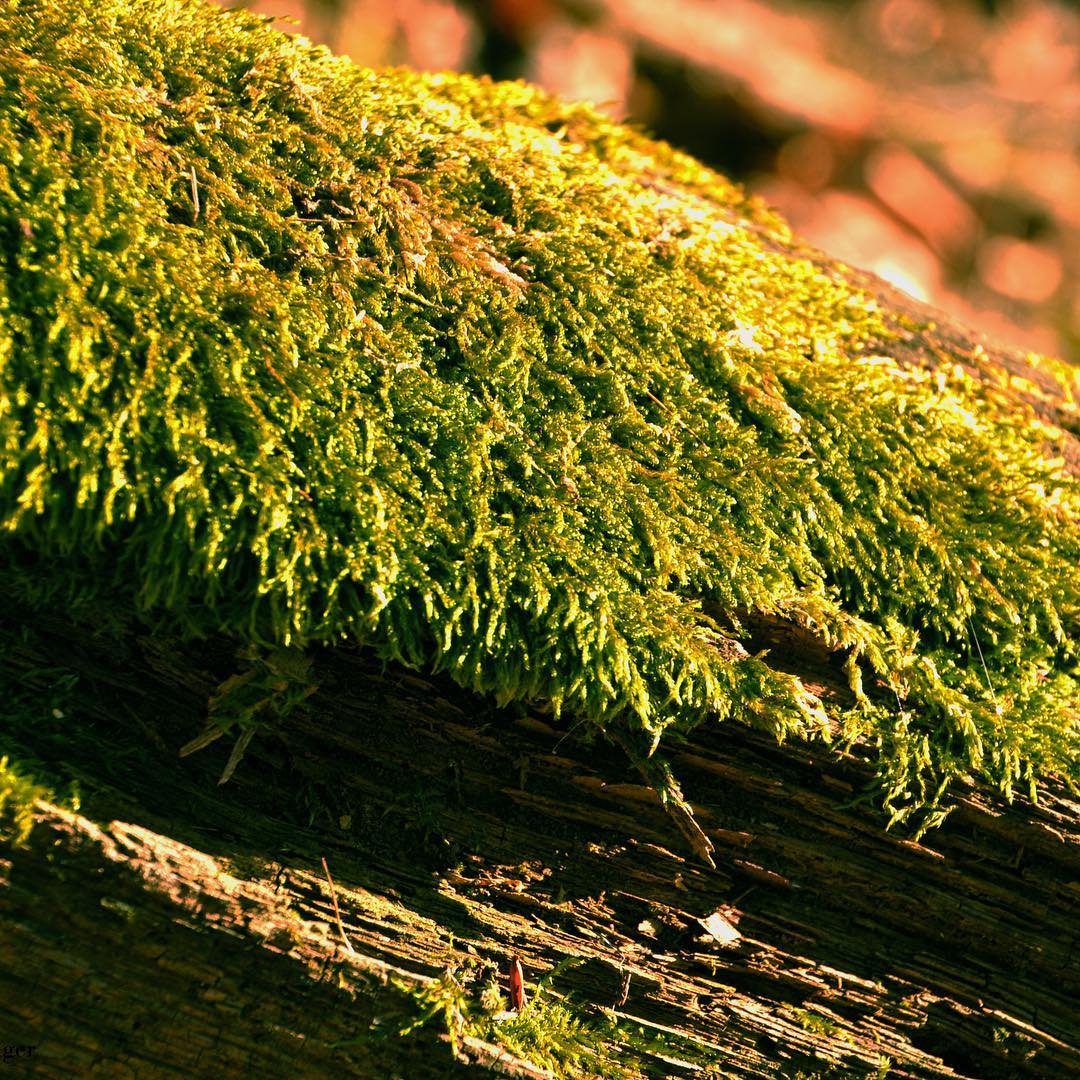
(1, 2, 1077, 1072)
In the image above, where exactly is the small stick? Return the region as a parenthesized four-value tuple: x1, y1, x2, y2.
(189, 165, 200, 220)
(321, 855, 355, 954)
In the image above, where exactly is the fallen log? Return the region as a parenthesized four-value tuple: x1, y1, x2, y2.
(1, 615, 1077, 1077)
(0, 0, 1076, 1076)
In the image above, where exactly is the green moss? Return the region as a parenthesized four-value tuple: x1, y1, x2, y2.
(179, 643, 318, 781)
(396, 959, 723, 1078)
(476, 980, 627, 1078)
(0, 755, 53, 845)
(0, 0, 1076, 823)
(785, 1006, 844, 1039)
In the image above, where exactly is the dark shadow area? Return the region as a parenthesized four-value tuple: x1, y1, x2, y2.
(2, 600, 1077, 1077)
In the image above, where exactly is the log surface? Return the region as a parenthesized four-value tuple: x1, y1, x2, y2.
(1, 613, 1076, 1078)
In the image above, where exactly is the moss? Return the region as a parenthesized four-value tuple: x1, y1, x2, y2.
(397, 960, 724, 1078)
(179, 643, 318, 781)
(786, 1006, 844, 1039)
(0, 0, 1076, 823)
(476, 972, 627, 1078)
(0, 755, 54, 845)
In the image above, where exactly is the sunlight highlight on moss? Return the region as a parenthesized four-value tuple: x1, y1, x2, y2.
(0, 0, 1076, 824)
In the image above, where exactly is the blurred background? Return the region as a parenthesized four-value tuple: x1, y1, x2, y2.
(239, 0, 1079, 361)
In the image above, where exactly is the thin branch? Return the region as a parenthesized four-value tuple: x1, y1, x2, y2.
(321, 855, 355, 955)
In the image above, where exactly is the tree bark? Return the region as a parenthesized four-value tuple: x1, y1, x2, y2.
(1, 594, 1077, 1078)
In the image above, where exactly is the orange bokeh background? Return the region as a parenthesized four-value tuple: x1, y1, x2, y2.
(238, 0, 1079, 361)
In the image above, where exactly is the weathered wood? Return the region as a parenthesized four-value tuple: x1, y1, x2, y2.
(1, 611, 1076, 1078)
